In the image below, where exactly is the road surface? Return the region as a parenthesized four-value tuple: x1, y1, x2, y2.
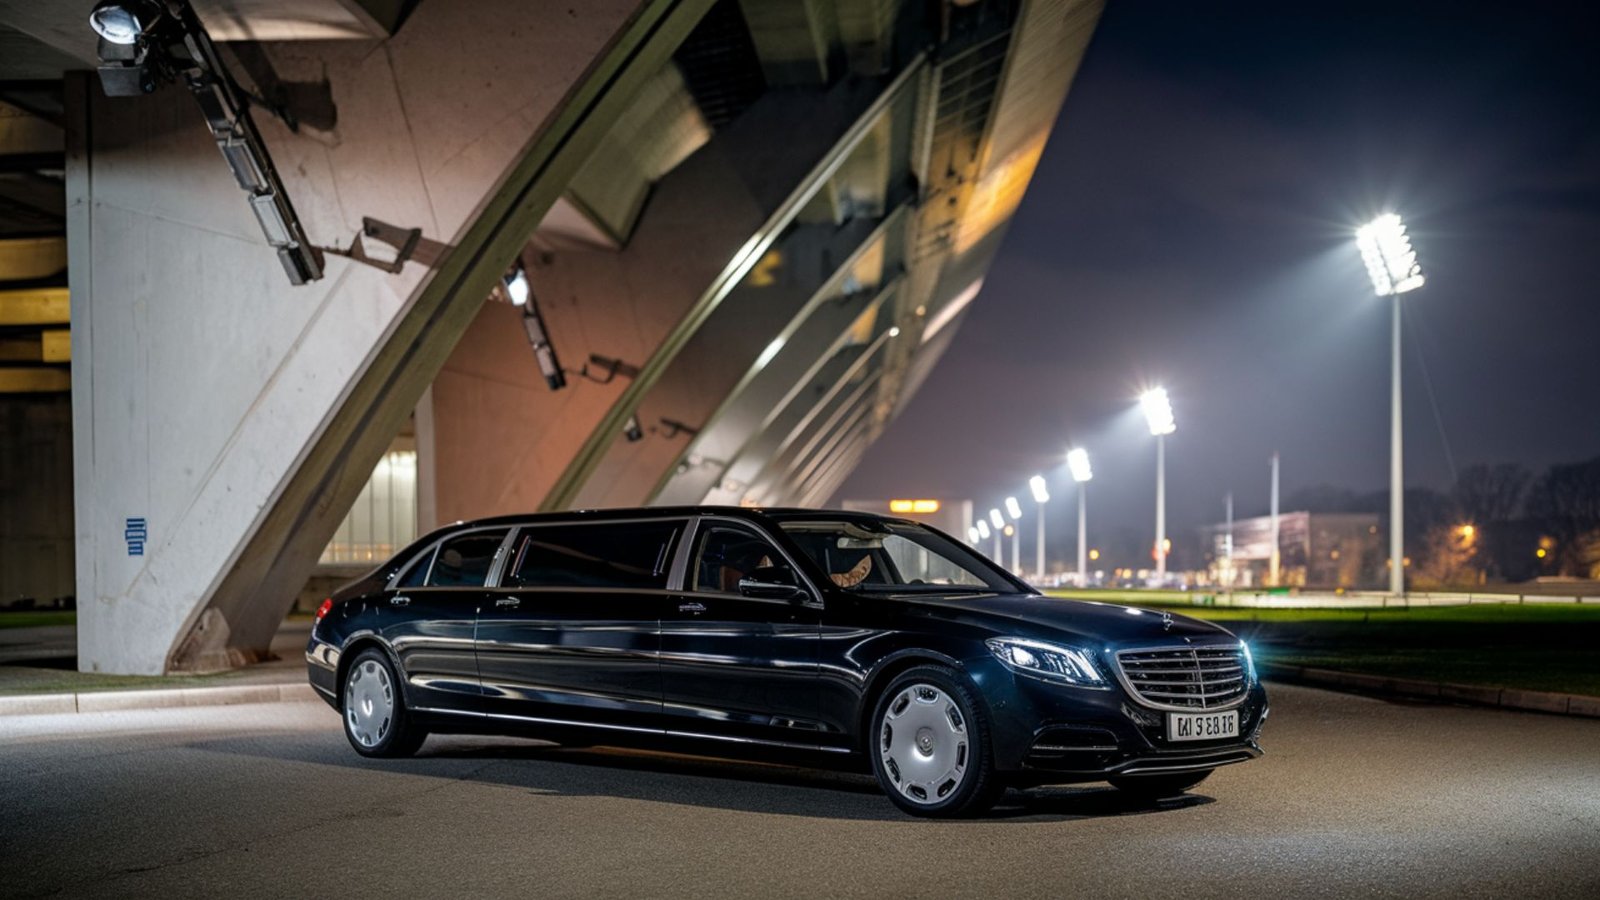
(3, 683, 1597, 898)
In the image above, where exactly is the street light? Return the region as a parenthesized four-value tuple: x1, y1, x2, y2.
(1356, 212, 1425, 597)
(989, 508, 1005, 561)
(1028, 475, 1049, 581)
(1140, 388, 1176, 581)
(1067, 447, 1092, 587)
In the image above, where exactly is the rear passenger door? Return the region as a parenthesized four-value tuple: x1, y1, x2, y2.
(659, 519, 823, 744)
(475, 519, 684, 731)
(380, 527, 510, 715)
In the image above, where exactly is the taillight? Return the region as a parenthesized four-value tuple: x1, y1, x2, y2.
(316, 598, 333, 620)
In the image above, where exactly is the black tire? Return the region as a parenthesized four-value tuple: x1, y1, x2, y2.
(1108, 769, 1212, 800)
(341, 648, 427, 758)
(868, 665, 1002, 818)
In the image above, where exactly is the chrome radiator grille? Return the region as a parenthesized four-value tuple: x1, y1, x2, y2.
(1115, 645, 1248, 710)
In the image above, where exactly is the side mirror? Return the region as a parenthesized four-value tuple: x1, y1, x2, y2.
(738, 565, 808, 602)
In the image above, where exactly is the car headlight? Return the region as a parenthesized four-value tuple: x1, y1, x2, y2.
(986, 637, 1107, 688)
(1241, 640, 1257, 683)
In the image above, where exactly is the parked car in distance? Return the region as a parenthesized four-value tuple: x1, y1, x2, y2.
(308, 506, 1268, 817)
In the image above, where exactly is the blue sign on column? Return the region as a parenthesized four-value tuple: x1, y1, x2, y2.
(125, 517, 148, 557)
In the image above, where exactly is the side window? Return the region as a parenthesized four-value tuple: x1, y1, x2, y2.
(693, 524, 783, 594)
(505, 522, 681, 589)
(426, 531, 508, 587)
(396, 547, 436, 588)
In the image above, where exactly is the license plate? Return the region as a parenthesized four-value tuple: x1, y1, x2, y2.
(1167, 710, 1239, 742)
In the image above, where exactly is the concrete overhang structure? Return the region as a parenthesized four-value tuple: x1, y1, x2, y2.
(0, 0, 1103, 674)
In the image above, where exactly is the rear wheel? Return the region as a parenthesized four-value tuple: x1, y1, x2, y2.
(869, 665, 1001, 818)
(342, 649, 427, 758)
(1108, 770, 1212, 800)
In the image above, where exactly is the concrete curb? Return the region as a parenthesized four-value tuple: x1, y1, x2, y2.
(1270, 665, 1600, 719)
(0, 682, 317, 717)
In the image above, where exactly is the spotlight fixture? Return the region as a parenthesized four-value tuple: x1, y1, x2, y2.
(507, 262, 566, 391)
(88, 0, 322, 284)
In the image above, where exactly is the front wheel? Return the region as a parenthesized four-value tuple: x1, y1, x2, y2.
(341, 648, 427, 758)
(1108, 769, 1212, 800)
(869, 665, 1001, 818)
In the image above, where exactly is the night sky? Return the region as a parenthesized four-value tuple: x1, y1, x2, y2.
(839, 1, 1600, 565)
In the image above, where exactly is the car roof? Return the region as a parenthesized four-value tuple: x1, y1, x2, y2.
(447, 506, 919, 531)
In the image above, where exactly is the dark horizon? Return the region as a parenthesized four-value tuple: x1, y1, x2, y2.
(838, 0, 1600, 563)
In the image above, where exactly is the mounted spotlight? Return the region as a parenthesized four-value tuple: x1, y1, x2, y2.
(505, 262, 567, 391)
(88, 0, 322, 285)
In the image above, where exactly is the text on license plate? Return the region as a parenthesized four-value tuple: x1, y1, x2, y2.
(1167, 710, 1238, 742)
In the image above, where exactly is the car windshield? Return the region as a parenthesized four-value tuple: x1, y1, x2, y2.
(778, 520, 1019, 593)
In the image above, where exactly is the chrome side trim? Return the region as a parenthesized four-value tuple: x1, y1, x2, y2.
(311, 682, 336, 700)
(409, 706, 851, 753)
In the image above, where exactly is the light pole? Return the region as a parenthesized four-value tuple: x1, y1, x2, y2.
(988, 508, 1005, 562)
(1356, 213, 1425, 597)
(976, 519, 992, 560)
(1028, 475, 1050, 581)
(1004, 496, 1022, 574)
(1140, 387, 1176, 581)
(1067, 448, 1092, 586)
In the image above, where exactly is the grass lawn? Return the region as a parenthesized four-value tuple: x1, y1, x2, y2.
(0, 611, 75, 630)
(1044, 594, 1600, 697)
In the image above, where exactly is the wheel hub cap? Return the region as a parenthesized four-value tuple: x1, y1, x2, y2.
(345, 659, 395, 748)
(879, 683, 969, 805)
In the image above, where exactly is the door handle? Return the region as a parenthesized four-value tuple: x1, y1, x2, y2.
(389, 596, 411, 607)
(495, 597, 522, 608)
(678, 601, 706, 614)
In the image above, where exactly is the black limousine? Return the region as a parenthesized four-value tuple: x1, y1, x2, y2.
(308, 507, 1267, 817)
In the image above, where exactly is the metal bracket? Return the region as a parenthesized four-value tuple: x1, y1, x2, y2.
(321, 217, 447, 274)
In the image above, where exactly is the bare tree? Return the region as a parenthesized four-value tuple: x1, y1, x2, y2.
(1452, 463, 1530, 525)
(1524, 457, 1600, 576)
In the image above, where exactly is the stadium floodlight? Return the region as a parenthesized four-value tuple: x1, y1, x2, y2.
(1354, 212, 1426, 597)
(1067, 447, 1092, 483)
(1005, 496, 1022, 520)
(1140, 387, 1176, 436)
(968, 526, 981, 544)
(1356, 213, 1425, 297)
(989, 508, 1005, 529)
(976, 519, 991, 540)
(1028, 475, 1049, 504)
(1139, 389, 1175, 579)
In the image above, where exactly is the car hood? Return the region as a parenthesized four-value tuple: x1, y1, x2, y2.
(901, 593, 1236, 646)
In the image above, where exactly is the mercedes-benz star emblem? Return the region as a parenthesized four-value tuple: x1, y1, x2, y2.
(1161, 611, 1173, 631)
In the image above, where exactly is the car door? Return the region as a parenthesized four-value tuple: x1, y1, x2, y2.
(378, 527, 509, 715)
(659, 518, 824, 745)
(474, 519, 682, 732)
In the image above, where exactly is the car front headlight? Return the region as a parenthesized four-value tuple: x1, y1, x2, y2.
(1241, 640, 1257, 683)
(986, 637, 1107, 688)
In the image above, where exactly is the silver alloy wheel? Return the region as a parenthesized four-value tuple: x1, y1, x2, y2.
(345, 658, 395, 748)
(879, 682, 969, 805)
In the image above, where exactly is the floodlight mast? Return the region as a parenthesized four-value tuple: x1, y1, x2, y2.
(1067, 448, 1092, 586)
(1028, 475, 1049, 580)
(1140, 389, 1176, 581)
(1356, 213, 1425, 597)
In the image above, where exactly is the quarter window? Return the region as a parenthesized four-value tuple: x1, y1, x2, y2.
(504, 522, 681, 589)
(396, 547, 435, 588)
(426, 531, 508, 587)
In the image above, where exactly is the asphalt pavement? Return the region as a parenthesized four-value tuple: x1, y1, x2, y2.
(2, 683, 1597, 899)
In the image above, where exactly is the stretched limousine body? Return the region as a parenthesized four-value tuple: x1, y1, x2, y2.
(308, 507, 1267, 817)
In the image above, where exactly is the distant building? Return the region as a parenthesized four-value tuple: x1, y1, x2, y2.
(842, 499, 975, 544)
(1199, 511, 1382, 589)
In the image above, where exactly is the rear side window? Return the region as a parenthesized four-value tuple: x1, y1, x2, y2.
(504, 521, 681, 589)
(427, 531, 508, 587)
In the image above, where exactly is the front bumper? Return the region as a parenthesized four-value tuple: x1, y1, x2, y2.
(967, 655, 1269, 781)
